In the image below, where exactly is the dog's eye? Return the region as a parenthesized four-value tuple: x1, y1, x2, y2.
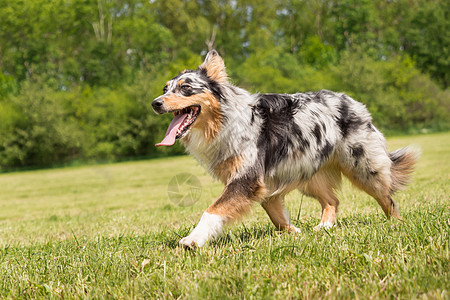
(181, 85, 191, 92)
(180, 85, 192, 94)
(163, 86, 168, 94)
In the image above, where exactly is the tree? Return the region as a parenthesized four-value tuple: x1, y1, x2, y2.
(401, 0, 450, 87)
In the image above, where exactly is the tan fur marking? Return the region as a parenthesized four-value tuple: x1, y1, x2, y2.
(212, 156, 243, 184)
(304, 164, 342, 224)
(262, 196, 297, 231)
(320, 206, 338, 224)
(206, 179, 266, 221)
(200, 53, 228, 83)
(161, 94, 191, 111)
(177, 80, 184, 86)
(206, 195, 253, 220)
(191, 91, 222, 141)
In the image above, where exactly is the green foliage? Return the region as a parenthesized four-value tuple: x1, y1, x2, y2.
(0, 80, 85, 167)
(0, 73, 17, 98)
(331, 51, 450, 132)
(236, 47, 302, 93)
(298, 36, 337, 69)
(401, 0, 450, 87)
(0, 0, 449, 169)
(331, 0, 379, 51)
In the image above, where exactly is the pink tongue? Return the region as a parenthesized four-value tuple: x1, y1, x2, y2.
(155, 113, 189, 147)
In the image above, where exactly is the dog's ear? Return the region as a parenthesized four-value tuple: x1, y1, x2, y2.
(199, 50, 228, 83)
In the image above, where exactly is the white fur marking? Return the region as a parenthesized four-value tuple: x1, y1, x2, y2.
(313, 221, 334, 231)
(291, 225, 301, 233)
(179, 212, 225, 248)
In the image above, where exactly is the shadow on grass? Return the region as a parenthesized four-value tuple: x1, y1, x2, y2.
(158, 223, 279, 249)
(336, 214, 388, 228)
(212, 224, 278, 247)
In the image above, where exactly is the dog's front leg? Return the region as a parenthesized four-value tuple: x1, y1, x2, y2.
(179, 177, 265, 249)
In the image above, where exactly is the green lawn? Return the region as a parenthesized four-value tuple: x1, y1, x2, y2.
(0, 133, 448, 299)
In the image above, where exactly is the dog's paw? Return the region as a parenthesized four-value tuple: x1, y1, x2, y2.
(179, 212, 224, 250)
(179, 234, 206, 250)
(289, 225, 301, 233)
(313, 221, 334, 231)
(179, 237, 197, 250)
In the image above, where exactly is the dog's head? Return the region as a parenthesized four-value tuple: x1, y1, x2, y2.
(152, 50, 227, 146)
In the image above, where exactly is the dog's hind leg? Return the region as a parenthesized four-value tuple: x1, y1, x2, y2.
(337, 133, 417, 219)
(302, 165, 342, 230)
(261, 195, 301, 233)
(341, 161, 401, 219)
(179, 176, 266, 249)
(341, 164, 400, 219)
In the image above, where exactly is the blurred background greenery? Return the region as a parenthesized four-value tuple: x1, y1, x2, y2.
(0, 0, 449, 170)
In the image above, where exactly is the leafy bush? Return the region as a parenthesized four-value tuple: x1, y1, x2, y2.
(331, 51, 450, 133)
(0, 80, 85, 167)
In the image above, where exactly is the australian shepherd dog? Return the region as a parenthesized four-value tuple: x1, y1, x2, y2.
(152, 50, 419, 249)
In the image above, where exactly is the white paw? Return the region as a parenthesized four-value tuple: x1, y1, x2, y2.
(179, 234, 206, 249)
(313, 221, 334, 231)
(290, 225, 301, 233)
(179, 212, 224, 249)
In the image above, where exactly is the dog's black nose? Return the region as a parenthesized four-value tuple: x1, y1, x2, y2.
(152, 98, 165, 113)
(152, 98, 163, 108)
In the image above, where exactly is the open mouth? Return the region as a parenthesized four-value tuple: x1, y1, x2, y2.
(173, 106, 201, 139)
(155, 106, 201, 147)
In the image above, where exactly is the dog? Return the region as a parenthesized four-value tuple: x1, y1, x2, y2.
(152, 50, 419, 249)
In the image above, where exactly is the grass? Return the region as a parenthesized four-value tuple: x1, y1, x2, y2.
(0, 132, 449, 299)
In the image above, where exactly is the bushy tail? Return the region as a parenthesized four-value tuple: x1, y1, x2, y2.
(389, 147, 420, 194)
